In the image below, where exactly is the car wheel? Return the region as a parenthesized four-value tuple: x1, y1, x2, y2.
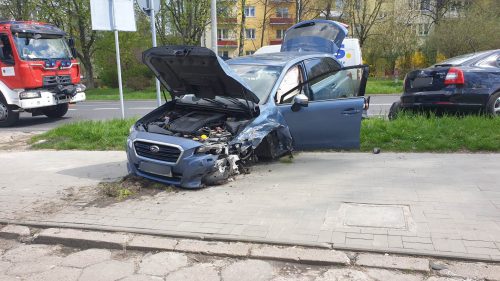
(486, 92, 500, 117)
(388, 101, 401, 120)
(43, 103, 69, 118)
(0, 96, 19, 127)
(255, 131, 280, 161)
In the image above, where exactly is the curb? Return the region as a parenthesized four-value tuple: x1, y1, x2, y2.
(0, 224, 446, 273)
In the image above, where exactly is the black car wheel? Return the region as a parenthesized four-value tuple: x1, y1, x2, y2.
(42, 103, 69, 118)
(486, 92, 500, 117)
(0, 96, 19, 127)
(388, 101, 401, 120)
(255, 131, 280, 161)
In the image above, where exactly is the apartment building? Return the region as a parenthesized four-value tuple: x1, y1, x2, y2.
(205, 0, 299, 58)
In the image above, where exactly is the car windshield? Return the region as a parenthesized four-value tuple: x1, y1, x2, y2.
(13, 33, 71, 60)
(436, 51, 491, 66)
(228, 64, 282, 102)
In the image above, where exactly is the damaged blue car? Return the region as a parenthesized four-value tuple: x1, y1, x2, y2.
(126, 20, 370, 188)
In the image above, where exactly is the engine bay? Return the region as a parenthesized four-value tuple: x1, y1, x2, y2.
(144, 110, 250, 146)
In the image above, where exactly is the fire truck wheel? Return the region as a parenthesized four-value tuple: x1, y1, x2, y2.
(43, 103, 69, 118)
(0, 96, 19, 127)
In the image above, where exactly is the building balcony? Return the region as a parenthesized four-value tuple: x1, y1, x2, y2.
(269, 17, 295, 25)
(269, 39, 282, 45)
(217, 40, 238, 47)
(218, 17, 237, 24)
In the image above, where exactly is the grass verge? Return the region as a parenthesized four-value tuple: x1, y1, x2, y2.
(85, 78, 399, 101)
(30, 115, 500, 152)
(85, 88, 170, 100)
(361, 114, 500, 152)
(30, 119, 135, 150)
(365, 78, 403, 95)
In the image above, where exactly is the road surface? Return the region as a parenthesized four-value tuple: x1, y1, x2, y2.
(2, 95, 399, 132)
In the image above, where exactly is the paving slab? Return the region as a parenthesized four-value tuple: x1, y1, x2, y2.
(24, 266, 81, 281)
(175, 239, 251, 257)
(2, 244, 60, 263)
(315, 269, 372, 281)
(35, 228, 129, 249)
(138, 252, 188, 276)
(437, 261, 500, 281)
(5, 256, 63, 276)
(0, 225, 30, 239)
(127, 235, 178, 252)
(221, 259, 275, 281)
(61, 248, 112, 268)
(79, 260, 135, 281)
(364, 268, 423, 281)
(356, 253, 430, 272)
(164, 264, 220, 281)
(250, 245, 350, 265)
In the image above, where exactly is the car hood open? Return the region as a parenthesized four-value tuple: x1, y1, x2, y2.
(281, 20, 348, 54)
(143, 46, 260, 104)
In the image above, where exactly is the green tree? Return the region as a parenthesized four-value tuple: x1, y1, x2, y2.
(0, 0, 36, 20)
(164, 0, 211, 45)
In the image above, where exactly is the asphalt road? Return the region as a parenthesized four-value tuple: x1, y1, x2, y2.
(2, 95, 399, 132)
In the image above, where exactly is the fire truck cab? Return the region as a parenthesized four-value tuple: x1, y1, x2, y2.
(0, 21, 86, 127)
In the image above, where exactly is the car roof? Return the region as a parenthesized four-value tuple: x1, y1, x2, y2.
(227, 51, 332, 66)
(437, 49, 500, 66)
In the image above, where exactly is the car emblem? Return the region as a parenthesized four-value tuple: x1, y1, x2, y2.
(149, 145, 160, 153)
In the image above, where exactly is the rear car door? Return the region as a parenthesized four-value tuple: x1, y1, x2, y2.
(277, 57, 368, 150)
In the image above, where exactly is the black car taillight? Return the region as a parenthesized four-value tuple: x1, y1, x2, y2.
(444, 67, 465, 85)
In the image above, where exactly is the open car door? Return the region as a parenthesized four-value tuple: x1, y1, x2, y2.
(277, 64, 369, 150)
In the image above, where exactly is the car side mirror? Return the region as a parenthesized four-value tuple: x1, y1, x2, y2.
(291, 94, 308, 112)
(67, 37, 77, 58)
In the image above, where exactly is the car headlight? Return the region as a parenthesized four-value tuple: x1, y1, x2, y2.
(19, 91, 41, 99)
(75, 84, 86, 93)
(129, 125, 136, 133)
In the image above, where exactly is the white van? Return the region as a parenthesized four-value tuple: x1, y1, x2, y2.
(254, 38, 362, 67)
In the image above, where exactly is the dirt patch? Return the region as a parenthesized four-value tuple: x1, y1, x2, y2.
(89, 175, 178, 207)
(0, 131, 40, 151)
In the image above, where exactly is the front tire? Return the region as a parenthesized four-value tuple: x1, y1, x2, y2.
(43, 103, 69, 118)
(255, 131, 280, 161)
(0, 96, 19, 127)
(485, 92, 500, 117)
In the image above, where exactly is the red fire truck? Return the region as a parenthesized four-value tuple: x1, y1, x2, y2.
(0, 21, 86, 127)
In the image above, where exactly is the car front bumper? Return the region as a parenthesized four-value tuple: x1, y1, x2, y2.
(126, 131, 220, 189)
(19, 91, 86, 109)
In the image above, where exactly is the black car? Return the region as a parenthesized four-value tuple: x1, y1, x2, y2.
(390, 49, 500, 118)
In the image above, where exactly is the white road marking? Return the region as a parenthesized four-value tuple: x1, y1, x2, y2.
(68, 109, 78, 111)
(93, 108, 120, 110)
(371, 103, 393, 106)
(129, 107, 155, 110)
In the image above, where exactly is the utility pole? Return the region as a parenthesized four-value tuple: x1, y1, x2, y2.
(148, 0, 162, 107)
(211, 0, 218, 54)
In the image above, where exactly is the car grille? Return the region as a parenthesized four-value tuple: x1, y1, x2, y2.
(43, 75, 72, 87)
(134, 141, 181, 163)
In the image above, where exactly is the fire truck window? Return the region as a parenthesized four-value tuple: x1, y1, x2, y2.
(0, 34, 14, 64)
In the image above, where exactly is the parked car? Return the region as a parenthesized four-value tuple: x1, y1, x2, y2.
(126, 20, 369, 188)
(389, 49, 500, 118)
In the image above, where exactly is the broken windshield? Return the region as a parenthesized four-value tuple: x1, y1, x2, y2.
(229, 64, 282, 102)
(13, 34, 72, 60)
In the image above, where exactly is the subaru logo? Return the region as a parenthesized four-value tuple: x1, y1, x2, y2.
(149, 145, 160, 153)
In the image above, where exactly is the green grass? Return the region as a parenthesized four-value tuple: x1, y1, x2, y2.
(361, 114, 500, 152)
(30, 119, 136, 150)
(85, 78, 399, 101)
(30, 115, 500, 152)
(85, 88, 168, 100)
(365, 78, 403, 95)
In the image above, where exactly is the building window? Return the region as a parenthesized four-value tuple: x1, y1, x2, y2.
(218, 50, 229, 58)
(244, 6, 255, 17)
(276, 7, 289, 18)
(416, 23, 430, 36)
(245, 51, 255, 55)
(217, 29, 231, 40)
(276, 29, 285, 39)
(245, 28, 256, 39)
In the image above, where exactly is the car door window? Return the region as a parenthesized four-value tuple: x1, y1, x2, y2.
(305, 58, 361, 100)
(0, 34, 14, 65)
(478, 53, 500, 68)
(275, 64, 305, 104)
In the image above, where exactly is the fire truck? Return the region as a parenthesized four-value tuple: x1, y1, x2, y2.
(0, 21, 86, 127)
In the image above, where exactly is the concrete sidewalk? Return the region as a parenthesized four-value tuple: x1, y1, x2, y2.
(0, 151, 499, 261)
